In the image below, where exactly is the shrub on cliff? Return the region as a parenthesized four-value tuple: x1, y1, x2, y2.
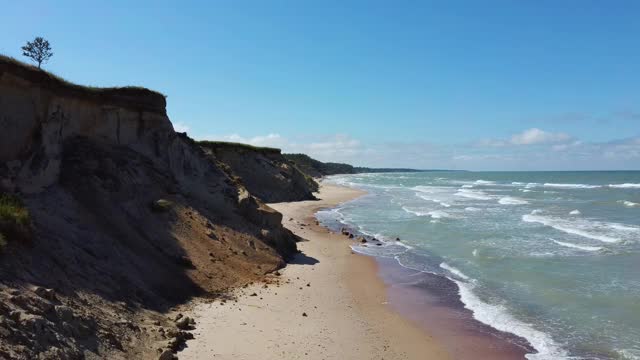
(151, 199, 174, 212)
(0, 193, 31, 250)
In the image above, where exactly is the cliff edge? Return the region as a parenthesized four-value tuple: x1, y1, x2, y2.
(199, 141, 318, 203)
(0, 55, 298, 359)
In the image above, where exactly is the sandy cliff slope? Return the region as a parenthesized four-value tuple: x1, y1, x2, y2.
(0, 55, 298, 359)
(200, 141, 318, 203)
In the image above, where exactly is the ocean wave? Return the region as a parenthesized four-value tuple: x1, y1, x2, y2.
(439, 262, 470, 280)
(415, 193, 451, 207)
(397, 254, 567, 359)
(413, 185, 446, 193)
(402, 207, 450, 219)
(609, 223, 640, 231)
(543, 183, 601, 189)
(350, 243, 410, 257)
(617, 348, 640, 360)
(453, 279, 568, 360)
(498, 196, 529, 205)
(619, 200, 639, 207)
(461, 184, 474, 188)
(402, 207, 428, 217)
(428, 210, 450, 219)
(455, 189, 492, 200)
(569, 209, 581, 215)
(522, 213, 640, 243)
(474, 180, 495, 185)
(552, 239, 602, 252)
(609, 183, 640, 189)
(465, 207, 481, 211)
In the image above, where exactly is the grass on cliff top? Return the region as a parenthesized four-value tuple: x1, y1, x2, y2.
(198, 140, 281, 153)
(0, 193, 31, 251)
(0, 54, 166, 97)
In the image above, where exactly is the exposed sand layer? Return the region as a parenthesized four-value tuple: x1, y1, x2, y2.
(180, 184, 450, 360)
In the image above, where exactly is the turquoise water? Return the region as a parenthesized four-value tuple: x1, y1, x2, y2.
(319, 172, 640, 360)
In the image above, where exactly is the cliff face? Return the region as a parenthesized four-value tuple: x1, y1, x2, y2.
(282, 153, 356, 177)
(0, 56, 298, 359)
(200, 142, 318, 203)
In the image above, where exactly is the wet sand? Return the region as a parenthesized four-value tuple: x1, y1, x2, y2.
(180, 183, 530, 359)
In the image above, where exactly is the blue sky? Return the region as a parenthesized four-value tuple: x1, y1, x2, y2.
(2, 0, 639, 170)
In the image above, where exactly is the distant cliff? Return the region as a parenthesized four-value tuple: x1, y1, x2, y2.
(283, 153, 426, 177)
(199, 141, 318, 203)
(0, 54, 298, 359)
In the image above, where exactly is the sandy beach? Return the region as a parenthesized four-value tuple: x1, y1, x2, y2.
(179, 184, 450, 360)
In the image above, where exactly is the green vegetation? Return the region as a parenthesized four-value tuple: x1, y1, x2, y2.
(198, 140, 281, 154)
(151, 199, 174, 212)
(0, 193, 31, 250)
(0, 54, 166, 101)
(284, 153, 429, 178)
(21, 36, 53, 69)
(283, 154, 356, 177)
(298, 167, 320, 192)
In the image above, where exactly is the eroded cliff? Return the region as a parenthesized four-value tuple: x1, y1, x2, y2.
(199, 141, 318, 203)
(0, 55, 298, 359)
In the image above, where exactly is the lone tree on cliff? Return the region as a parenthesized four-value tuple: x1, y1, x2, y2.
(21, 37, 53, 69)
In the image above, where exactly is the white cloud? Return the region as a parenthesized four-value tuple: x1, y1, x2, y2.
(453, 154, 513, 161)
(552, 140, 582, 152)
(510, 128, 571, 145)
(173, 122, 191, 133)
(476, 138, 507, 147)
(199, 133, 367, 163)
(215, 133, 288, 148)
(195, 131, 640, 171)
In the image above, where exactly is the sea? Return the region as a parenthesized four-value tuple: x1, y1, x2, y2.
(317, 171, 640, 360)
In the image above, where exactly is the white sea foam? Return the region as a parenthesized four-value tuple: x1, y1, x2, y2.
(461, 184, 474, 188)
(619, 200, 639, 207)
(609, 183, 640, 189)
(472, 249, 479, 257)
(569, 210, 581, 215)
(428, 210, 450, 219)
(465, 207, 481, 212)
(413, 186, 454, 207)
(552, 239, 602, 252)
(402, 207, 450, 219)
(543, 183, 601, 189)
(618, 348, 640, 360)
(397, 255, 568, 359)
(512, 182, 525, 185)
(440, 262, 470, 280)
(522, 212, 640, 243)
(474, 180, 495, 185)
(520, 189, 533, 193)
(498, 196, 529, 205)
(413, 185, 448, 193)
(455, 189, 492, 200)
(531, 209, 543, 215)
(416, 194, 451, 207)
(609, 223, 640, 231)
(453, 279, 568, 360)
(525, 183, 539, 189)
(402, 207, 428, 217)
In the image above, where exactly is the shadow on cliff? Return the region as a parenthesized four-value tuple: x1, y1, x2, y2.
(0, 137, 297, 314)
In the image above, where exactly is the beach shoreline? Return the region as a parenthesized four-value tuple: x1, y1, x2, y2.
(179, 183, 530, 359)
(179, 183, 449, 359)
